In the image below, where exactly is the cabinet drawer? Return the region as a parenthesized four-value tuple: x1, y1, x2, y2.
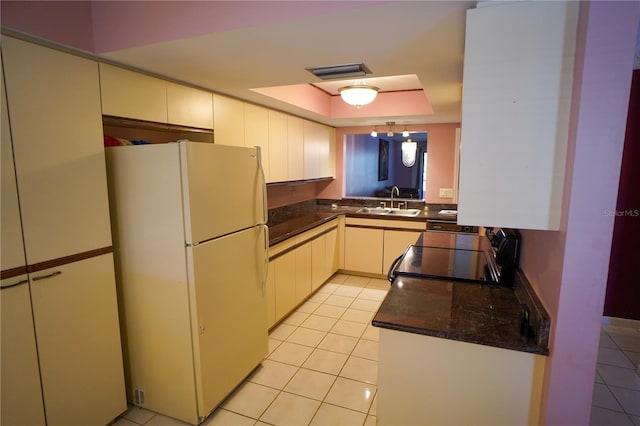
(346, 217, 426, 230)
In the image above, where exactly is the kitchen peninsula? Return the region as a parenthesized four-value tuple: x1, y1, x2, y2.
(373, 254, 550, 426)
(268, 199, 550, 426)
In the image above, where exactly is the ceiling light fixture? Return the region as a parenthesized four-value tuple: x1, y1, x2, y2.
(402, 128, 410, 137)
(402, 138, 418, 167)
(338, 84, 379, 108)
(370, 128, 378, 137)
(386, 122, 395, 137)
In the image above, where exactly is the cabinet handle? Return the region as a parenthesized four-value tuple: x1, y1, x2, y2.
(32, 271, 62, 281)
(1, 279, 29, 290)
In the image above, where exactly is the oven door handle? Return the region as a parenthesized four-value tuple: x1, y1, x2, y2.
(387, 254, 404, 283)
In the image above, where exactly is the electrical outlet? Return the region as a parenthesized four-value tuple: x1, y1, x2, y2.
(134, 386, 145, 405)
(439, 188, 454, 198)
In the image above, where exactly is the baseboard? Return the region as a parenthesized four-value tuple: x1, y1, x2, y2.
(602, 316, 640, 329)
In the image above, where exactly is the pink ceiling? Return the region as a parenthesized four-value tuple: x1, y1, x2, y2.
(1, 1, 387, 54)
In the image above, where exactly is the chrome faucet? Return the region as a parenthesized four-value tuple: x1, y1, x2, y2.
(390, 186, 400, 209)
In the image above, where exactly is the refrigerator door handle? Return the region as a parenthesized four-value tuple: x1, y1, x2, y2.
(254, 146, 268, 225)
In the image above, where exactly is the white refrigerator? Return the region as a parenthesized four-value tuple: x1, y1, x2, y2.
(106, 141, 269, 425)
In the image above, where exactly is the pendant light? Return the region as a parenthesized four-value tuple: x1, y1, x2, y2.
(338, 84, 379, 108)
(386, 122, 395, 137)
(370, 128, 378, 137)
(402, 138, 417, 167)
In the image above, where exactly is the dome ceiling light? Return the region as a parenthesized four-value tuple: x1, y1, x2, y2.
(338, 84, 379, 108)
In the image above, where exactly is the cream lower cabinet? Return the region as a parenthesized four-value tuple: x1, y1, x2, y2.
(273, 249, 297, 322)
(295, 242, 312, 304)
(311, 234, 326, 292)
(382, 229, 423, 273)
(345, 227, 384, 274)
(265, 260, 277, 328)
(1, 276, 46, 426)
(267, 219, 340, 328)
(345, 218, 426, 276)
(29, 255, 126, 426)
(377, 328, 545, 425)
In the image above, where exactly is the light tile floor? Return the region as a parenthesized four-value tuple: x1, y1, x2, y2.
(590, 319, 640, 426)
(113, 275, 640, 426)
(113, 273, 388, 426)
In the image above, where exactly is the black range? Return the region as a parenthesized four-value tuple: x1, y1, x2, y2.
(388, 227, 520, 287)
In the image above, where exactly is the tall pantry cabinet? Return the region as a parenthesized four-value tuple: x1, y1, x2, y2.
(0, 50, 46, 426)
(0, 36, 126, 425)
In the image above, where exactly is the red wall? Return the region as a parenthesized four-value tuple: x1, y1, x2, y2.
(604, 69, 640, 320)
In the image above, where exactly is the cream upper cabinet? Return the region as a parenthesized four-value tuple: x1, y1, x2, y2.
(303, 120, 333, 180)
(458, 1, 578, 230)
(99, 63, 168, 123)
(288, 116, 305, 181)
(167, 82, 213, 129)
(213, 94, 245, 146)
(0, 56, 26, 272)
(268, 110, 288, 183)
(244, 103, 270, 181)
(3, 37, 112, 264)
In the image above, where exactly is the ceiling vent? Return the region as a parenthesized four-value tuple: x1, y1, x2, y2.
(305, 62, 372, 80)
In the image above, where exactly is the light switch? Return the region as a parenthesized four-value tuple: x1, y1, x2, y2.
(439, 188, 454, 198)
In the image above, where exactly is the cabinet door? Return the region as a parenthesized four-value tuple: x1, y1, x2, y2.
(287, 116, 304, 181)
(383, 229, 422, 274)
(458, 1, 578, 230)
(311, 235, 326, 291)
(274, 251, 296, 320)
(3, 37, 113, 264)
(1, 277, 46, 426)
(99, 63, 168, 123)
(345, 227, 384, 274)
(268, 110, 288, 183)
(0, 58, 26, 272)
(30, 254, 125, 426)
(303, 120, 332, 179)
(295, 242, 312, 304)
(167, 82, 213, 129)
(213, 95, 245, 147)
(245, 103, 270, 182)
(325, 227, 339, 279)
(266, 259, 276, 328)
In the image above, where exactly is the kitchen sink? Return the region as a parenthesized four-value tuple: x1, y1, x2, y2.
(356, 207, 391, 214)
(386, 208, 422, 217)
(356, 207, 422, 217)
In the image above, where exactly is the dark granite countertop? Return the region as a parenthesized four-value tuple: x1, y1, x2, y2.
(267, 200, 458, 246)
(268, 212, 340, 245)
(372, 276, 549, 355)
